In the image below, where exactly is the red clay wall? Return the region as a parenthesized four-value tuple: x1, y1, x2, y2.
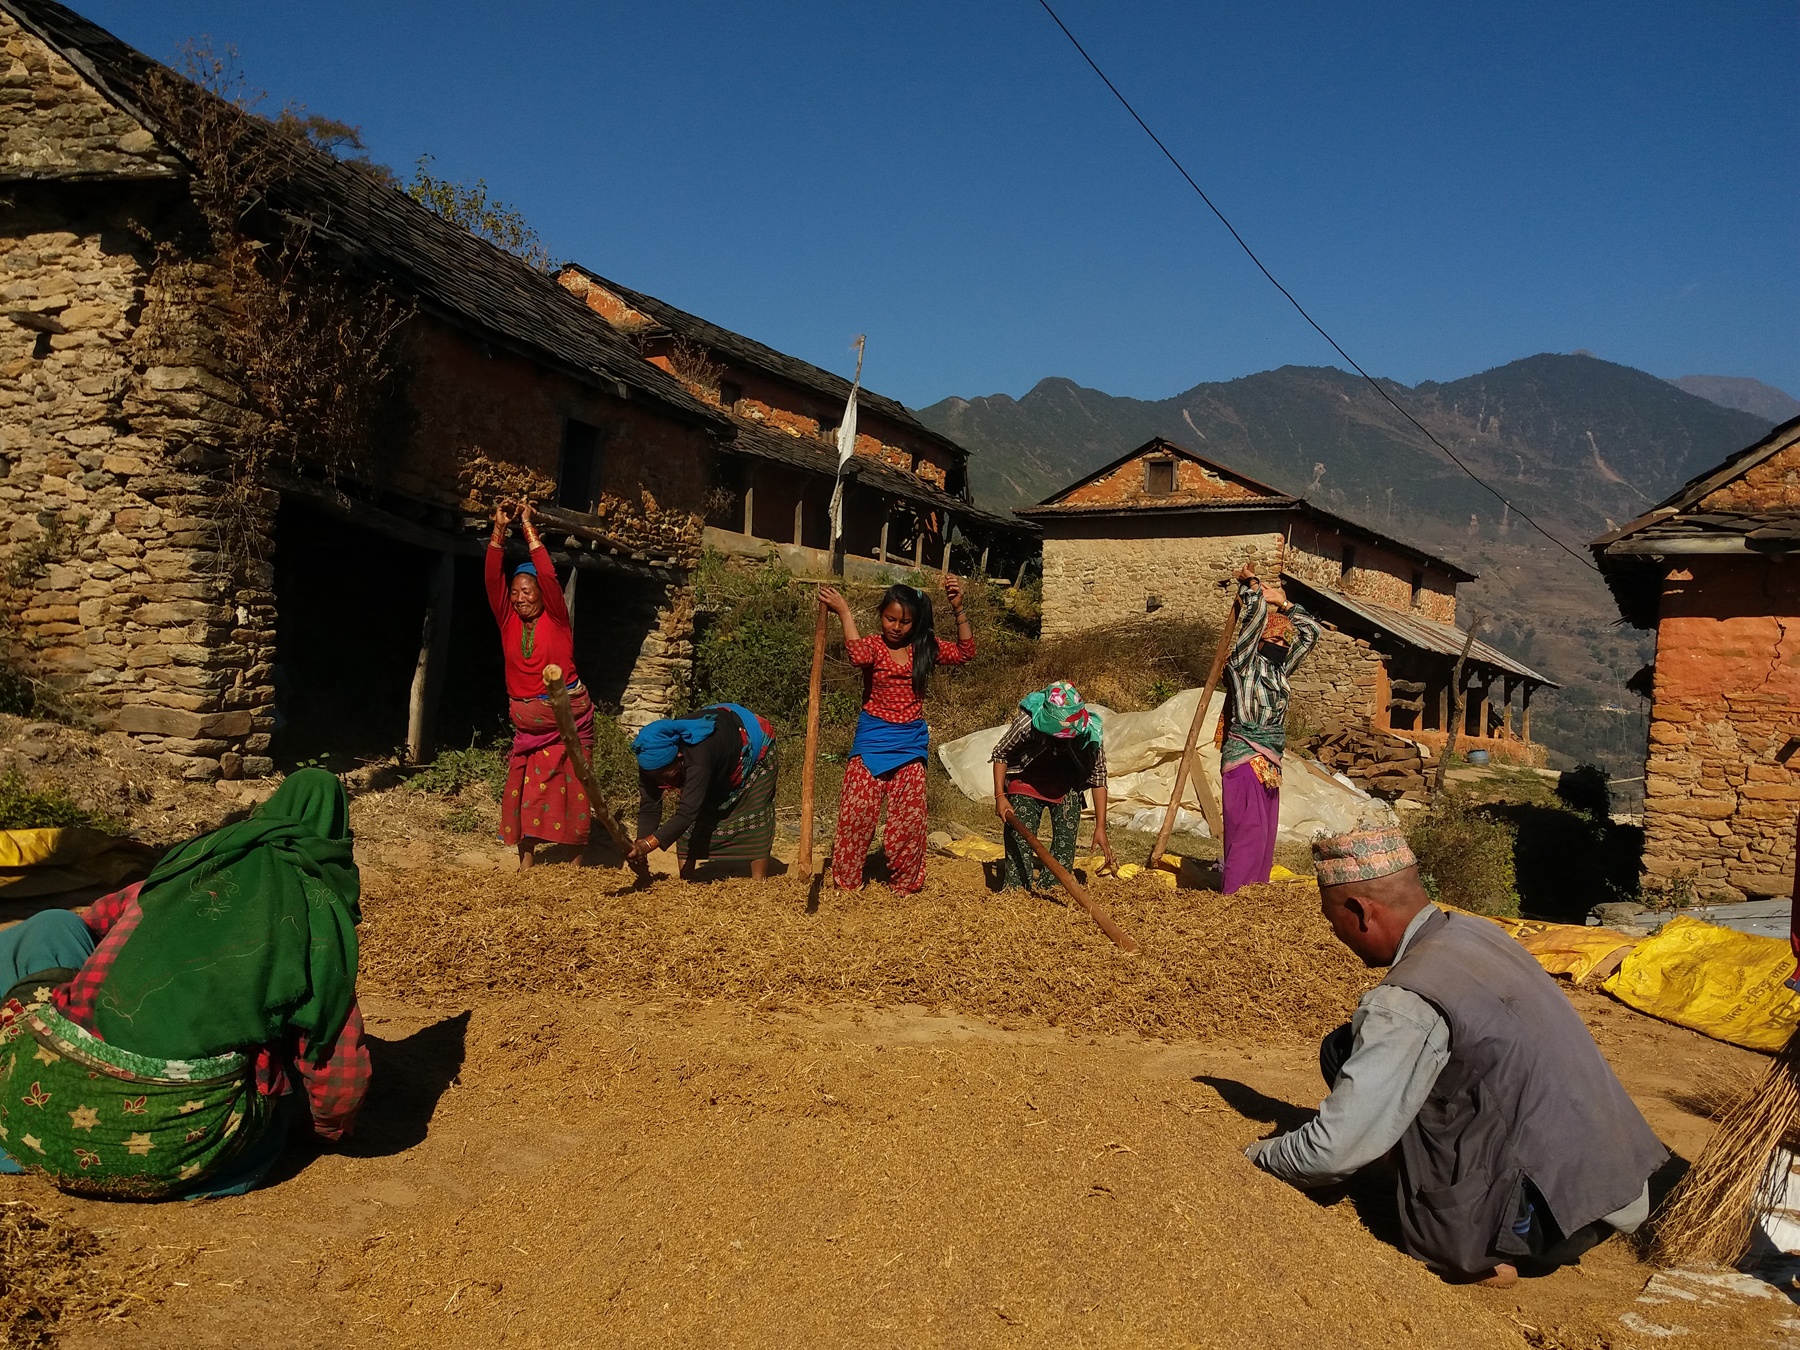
(1059, 451, 1270, 508)
(1644, 555, 1800, 900)
(1699, 437, 1800, 510)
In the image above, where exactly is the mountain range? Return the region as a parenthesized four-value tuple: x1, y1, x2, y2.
(917, 354, 1791, 781)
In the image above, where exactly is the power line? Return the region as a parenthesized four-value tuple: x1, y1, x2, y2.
(1034, 0, 1597, 572)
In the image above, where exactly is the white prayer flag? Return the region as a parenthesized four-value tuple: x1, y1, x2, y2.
(828, 338, 864, 547)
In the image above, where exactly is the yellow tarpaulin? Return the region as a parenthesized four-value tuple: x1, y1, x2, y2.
(1602, 914, 1800, 1053)
(0, 828, 153, 901)
(1460, 910, 1640, 985)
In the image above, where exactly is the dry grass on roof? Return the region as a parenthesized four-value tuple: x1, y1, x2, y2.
(358, 862, 1375, 1043)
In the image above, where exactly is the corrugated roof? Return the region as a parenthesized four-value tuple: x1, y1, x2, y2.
(0, 0, 730, 431)
(1284, 576, 1558, 687)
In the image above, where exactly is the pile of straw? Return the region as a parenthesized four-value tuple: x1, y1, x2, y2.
(360, 866, 1377, 1043)
(0, 1200, 145, 1347)
(1655, 1033, 1800, 1267)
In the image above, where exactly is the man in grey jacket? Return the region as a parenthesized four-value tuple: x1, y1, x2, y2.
(1247, 824, 1667, 1286)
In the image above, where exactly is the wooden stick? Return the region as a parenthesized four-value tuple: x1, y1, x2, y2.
(1430, 613, 1485, 799)
(797, 597, 828, 875)
(1150, 598, 1239, 867)
(542, 664, 645, 876)
(1012, 818, 1138, 954)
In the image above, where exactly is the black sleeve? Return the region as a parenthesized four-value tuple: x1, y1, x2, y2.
(649, 716, 737, 849)
(636, 773, 663, 841)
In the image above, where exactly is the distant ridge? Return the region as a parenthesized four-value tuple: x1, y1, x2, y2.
(916, 353, 1774, 779)
(1667, 374, 1800, 424)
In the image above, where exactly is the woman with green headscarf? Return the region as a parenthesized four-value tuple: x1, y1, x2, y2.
(0, 769, 369, 1199)
(989, 681, 1117, 891)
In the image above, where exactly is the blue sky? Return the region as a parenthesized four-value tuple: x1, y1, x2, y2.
(74, 1, 1798, 407)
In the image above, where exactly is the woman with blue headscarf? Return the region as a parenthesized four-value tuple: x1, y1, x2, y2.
(628, 704, 779, 880)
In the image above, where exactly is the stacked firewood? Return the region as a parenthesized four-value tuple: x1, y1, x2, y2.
(1307, 725, 1434, 803)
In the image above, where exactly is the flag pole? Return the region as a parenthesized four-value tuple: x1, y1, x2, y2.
(801, 336, 865, 878)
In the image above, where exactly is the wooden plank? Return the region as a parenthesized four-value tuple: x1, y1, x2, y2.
(405, 550, 455, 762)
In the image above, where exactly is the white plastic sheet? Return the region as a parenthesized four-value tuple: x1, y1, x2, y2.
(937, 687, 1392, 845)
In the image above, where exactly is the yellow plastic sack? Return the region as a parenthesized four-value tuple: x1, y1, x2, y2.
(943, 836, 1004, 864)
(1602, 914, 1800, 1053)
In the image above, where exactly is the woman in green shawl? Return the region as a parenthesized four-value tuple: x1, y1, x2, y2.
(0, 769, 369, 1199)
(988, 681, 1117, 891)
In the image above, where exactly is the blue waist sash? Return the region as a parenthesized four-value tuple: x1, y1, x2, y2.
(852, 712, 929, 777)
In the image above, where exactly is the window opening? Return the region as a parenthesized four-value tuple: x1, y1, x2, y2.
(557, 419, 602, 512)
(719, 380, 742, 409)
(1145, 459, 1176, 495)
(1341, 544, 1357, 577)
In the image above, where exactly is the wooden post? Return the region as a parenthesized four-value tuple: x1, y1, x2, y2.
(1522, 684, 1533, 744)
(1012, 818, 1138, 953)
(878, 504, 890, 563)
(978, 544, 990, 576)
(941, 515, 954, 572)
(542, 663, 646, 876)
(1476, 675, 1492, 740)
(1431, 614, 1484, 797)
(1015, 558, 1029, 587)
(406, 550, 455, 763)
(561, 563, 579, 628)
(793, 497, 805, 546)
(742, 469, 755, 537)
(1150, 599, 1238, 866)
(1437, 682, 1449, 733)
(797, 596, 829, 875)
(914, 518, 926, 566)
(1501, 675, 1516, 739)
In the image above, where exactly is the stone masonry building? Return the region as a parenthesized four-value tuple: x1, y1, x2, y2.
(1593, 414, 1800, 901)
(1016, 438, 1555, 759)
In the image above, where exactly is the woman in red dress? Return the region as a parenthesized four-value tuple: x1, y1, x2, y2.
(486, 500, 594, 869)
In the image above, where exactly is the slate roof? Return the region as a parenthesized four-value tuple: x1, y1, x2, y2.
(1284, 577, 1558, 687)
(0, 0, 730, 431)
(561, 263, 972, 464)
(1590, 414, 1800, 556)
(724, 415, 1033, 536)
(1017, 437, 1476, 582)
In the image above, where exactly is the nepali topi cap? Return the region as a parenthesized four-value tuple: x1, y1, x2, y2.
(1312, 824, 1417, 887)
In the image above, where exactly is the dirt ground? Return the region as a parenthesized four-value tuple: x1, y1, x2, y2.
(3, 743, 1796, 1347)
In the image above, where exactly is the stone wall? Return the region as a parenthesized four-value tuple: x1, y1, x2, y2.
(1, 14, 183, 178)
(1057, 445, 1269, 508)
(617, 580, 695, 732)
(1038, 516, 1283, 638)
(1287, 627, 1383, 739)
(0, 188, 280, 781)
(1284, 516, 1458, 625)
(1642, 555, 1800, 901)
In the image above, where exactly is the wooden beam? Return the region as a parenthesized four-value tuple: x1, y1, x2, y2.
(406, 550, 455, 763)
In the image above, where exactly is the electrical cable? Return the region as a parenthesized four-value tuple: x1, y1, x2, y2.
(1035, 0, 1597, 571)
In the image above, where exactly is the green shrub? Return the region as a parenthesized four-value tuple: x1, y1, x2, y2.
(0, 769, 119, 832)
(1406, 792, 1520, 918)
(1555, 763, 1612, 821)
(0, 665, 33, 717)
(405, 733, 509, 800)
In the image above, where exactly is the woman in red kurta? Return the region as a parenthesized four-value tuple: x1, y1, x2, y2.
(486, 500, 594, 869)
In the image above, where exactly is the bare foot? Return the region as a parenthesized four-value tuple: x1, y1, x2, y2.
(1474, 1264, 1518, 1288)
(750, 858, 770, 880)
(517, 845, 534, 871)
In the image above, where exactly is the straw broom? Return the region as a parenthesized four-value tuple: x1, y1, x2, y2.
(1654, 818, 1800, 1267)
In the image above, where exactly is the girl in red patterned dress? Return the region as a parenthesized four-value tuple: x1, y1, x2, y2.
(485, 499, 595, 870)
(818, 577, 974, 893)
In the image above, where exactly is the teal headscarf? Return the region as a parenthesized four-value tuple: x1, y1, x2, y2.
(90, 768, 360, 1065)
(1018, 680, 1101, 749)
(633, 717, 717, 771)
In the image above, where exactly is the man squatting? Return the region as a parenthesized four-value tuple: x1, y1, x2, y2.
(1248, 824, 1667, 1286)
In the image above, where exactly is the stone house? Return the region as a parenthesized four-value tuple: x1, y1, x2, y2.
(557, 265, 1037, 582)
(1591, 413, 1800, 901)
(0, 0, 749, 776)
(1016, 437, 1556, 757)
(0, 0, 1027, 779)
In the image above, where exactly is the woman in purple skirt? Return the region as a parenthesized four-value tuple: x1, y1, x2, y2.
(1218, 562, 1320, 893)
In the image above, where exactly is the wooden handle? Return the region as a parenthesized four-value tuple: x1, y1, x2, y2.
(542, 664, 646, 876)
(1151, 598, 1238, 866)
(1013, 818, 1138, 953)
(796, 600, 828, 875)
